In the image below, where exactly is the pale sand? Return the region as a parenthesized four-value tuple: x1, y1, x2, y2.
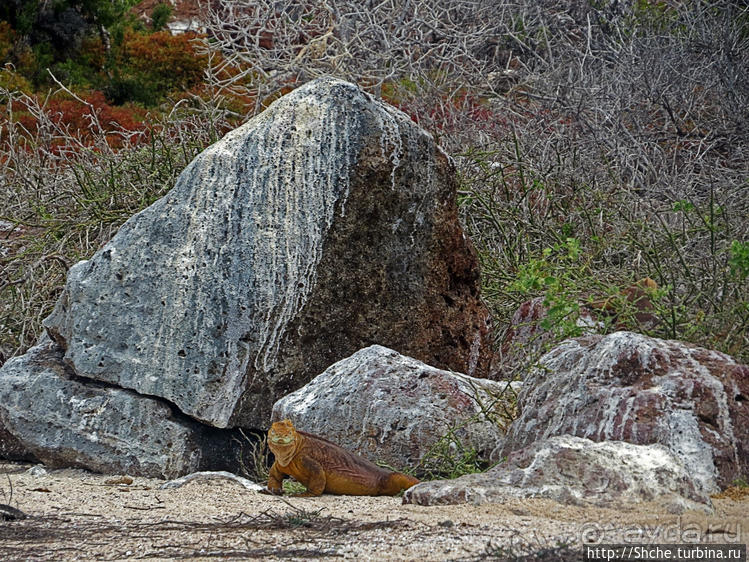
(1, 461, 746, 561)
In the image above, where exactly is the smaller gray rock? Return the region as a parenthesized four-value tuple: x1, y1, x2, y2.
(404, 435, 712, 514)
(0, 337, 240, 478)
(26, 465, 48, 477)
(272, 345, 519, 472)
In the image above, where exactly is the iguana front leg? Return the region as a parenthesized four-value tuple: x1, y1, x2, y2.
(293, 457, 326, 497)
(266, 462, 285, 495)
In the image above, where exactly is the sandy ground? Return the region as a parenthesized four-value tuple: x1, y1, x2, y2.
(1, 461, 747, 561)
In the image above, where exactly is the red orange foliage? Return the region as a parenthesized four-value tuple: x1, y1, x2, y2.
(120, 30, 208, 90)
(0, 27, 222, 153)
(3, 90, 149, 151)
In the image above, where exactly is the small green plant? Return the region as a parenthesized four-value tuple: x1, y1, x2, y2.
(151, 3, 173, 31)
(415, 377, 521, 480)
(509, 237, 589, 341)
(283, 506, 324, 527)
(729, 240, 749, 280)
(282, 480, 308, 495)
(731, 477, 748, 489)
(418, 429, 490, 480)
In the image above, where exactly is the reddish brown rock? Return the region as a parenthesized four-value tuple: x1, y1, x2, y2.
(499, 331, 749, 493)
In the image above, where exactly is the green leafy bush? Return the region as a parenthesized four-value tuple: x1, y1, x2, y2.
(151, 3, 173, 32)
(729, 240, 749, 281)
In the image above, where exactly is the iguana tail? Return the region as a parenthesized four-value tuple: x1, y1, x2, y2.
(380, 472, 420, 495)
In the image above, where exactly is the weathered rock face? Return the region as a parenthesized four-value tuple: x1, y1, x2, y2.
(272, 345, 518, 471)
(499, 331, 749, 493)
(404, 435, 712, 513)
(0, 337, 242, 478)
(43, 77, 493, 429)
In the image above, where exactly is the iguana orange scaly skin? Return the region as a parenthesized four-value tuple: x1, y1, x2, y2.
(266, 419, 419, 497)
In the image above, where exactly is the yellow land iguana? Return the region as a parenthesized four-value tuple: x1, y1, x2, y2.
(265, 419, 419, 497)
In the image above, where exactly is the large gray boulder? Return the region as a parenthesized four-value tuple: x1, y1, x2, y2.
(272, 345, 518, 472)
(0, 337, 240, 478)
(499, 331, 749, 494)
(404, 435, 712, 514)
(42, 77, 493, 429)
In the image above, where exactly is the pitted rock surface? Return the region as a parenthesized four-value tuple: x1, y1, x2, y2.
(404, 435, 712, 513)
(0, 336, 241, 478)
(42, 77, 493, 428)
(272, 345, 519, 470)
(499, 331, 749, 493)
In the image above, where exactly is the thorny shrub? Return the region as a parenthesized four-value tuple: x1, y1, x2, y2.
(456, 0, 749, 370)
(1, 0, 748, 376)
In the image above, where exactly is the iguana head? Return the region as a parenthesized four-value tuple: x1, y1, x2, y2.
(268, 419, 302, 467)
